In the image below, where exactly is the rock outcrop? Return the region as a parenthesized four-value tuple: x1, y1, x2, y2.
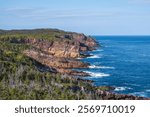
(24, 49, 90, 76)
(11, 33, 98, 58)
(96, 90, 148, 100)
(20, 32, 98, 76)
(24, 50, 89, 69)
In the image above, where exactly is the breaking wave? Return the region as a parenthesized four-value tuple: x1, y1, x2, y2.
(87, 54, 102, 58)
(85, 71, 110, 78)
(115, 87, 132, 91)
(89, 65, 115, 69)
(146, 89, 150, 92)
(94, 49, 104, 52)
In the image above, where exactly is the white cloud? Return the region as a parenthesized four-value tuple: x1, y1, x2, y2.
(20, 12, 114, 19)
(0, 7, 116, 19)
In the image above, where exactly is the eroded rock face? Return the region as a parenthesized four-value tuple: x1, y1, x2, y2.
(24, 50, 89, 69)
(13, 33, 98, 58)
(46, 41, 81, 58)
(71, 33, 98, 50)
(24, 39, 81, 58)
(21, 32, 97, 76)
(10, 32, 98, 58)
(24, 49, 89, 76)
(12, 31, 97, 76)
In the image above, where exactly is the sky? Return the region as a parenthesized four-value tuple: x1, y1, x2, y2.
(0, 0, 150, 35)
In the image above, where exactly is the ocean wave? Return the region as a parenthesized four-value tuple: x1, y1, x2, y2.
(146, 89, 150, 92)
(115, 87, 132, 91)
(94, 49, 103, 52)
(129, 92, 147, 97)
(77, 57, 82, 59)
(124, 83, 141, 87)
(85, 71, 110, 78)
(87, 54, 102, 58)
(89, 65, 115, 69)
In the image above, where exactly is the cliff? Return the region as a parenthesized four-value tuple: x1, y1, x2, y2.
(7, 30, 98, 76)
(0, 28, 148, 100)
(23, 49, 89, 76)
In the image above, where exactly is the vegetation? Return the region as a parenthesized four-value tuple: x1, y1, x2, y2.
(0, 29, 67, 42)
(0, 29, 101, 100)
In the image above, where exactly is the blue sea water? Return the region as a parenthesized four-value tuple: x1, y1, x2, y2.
(81, 36, 150, 98)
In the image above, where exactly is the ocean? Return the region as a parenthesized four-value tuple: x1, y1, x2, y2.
(81, 36, 150, 98)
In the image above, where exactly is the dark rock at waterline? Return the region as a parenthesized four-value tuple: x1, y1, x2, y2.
(56, 68, 90, 76)
(96, 90, 149, 100)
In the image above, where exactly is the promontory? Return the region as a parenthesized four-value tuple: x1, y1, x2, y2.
(0, 29, 148, 100)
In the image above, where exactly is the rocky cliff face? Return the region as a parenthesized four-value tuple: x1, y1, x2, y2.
(24, 49, 89, 76)
(21, 32, 97, 76)
(14, 33, 98, 58)
(24, 50, 89, 69)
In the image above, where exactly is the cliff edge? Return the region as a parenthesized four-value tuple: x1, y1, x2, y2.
(0, 29, 148, 100)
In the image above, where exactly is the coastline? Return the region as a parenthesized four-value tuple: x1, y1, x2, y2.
(0, 29, 149, 100)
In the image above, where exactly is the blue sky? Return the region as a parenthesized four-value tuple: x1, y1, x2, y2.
(0, 0, 150, 35)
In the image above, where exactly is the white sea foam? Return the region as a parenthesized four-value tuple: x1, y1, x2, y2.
(77, 57, 82, 59)
(89, 65, 115, 69)
(85, 71, 110, 78)
(99, 66, 115, 69)
(94, 49, 103, 52)
(115, 87, 126, 91)
(87, 54, 102, 58)
(146, 89, 150, 92)
(89, 65, 101, 68)
(115, 87, 132, 91)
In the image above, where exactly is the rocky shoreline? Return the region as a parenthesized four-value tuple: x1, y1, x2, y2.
(21, 33, 98, 76)
(1, 29, 149, 100)
(21, 31, 148, 100)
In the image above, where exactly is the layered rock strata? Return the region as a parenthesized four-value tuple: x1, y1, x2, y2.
(21, 33, 97, 76)
(24, 49, 89, 76)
